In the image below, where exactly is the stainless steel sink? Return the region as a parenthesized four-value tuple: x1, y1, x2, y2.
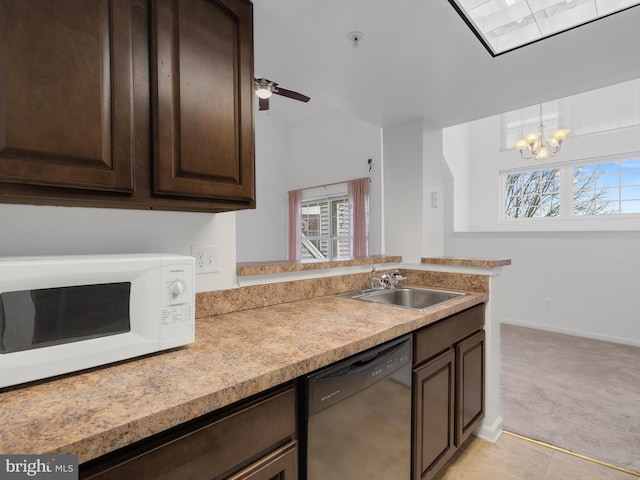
(339, 286, 466, 310)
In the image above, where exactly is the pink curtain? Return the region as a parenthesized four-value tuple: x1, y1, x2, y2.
(288, 190, 302, 261)
(348, 178, 369, 257)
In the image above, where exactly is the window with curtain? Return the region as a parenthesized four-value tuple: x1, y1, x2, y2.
(301, 195, 350, 259)
(288, 178, 369, 260)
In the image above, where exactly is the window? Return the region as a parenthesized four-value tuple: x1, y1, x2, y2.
(573, 160, 640, 215)
(502, 155, 640, 220)
(504, 168, 560, 218)
(290, 178, 369, 261)
(301, 195, 350, 259)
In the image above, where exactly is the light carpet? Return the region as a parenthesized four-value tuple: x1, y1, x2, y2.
(501, 324, 640, 474)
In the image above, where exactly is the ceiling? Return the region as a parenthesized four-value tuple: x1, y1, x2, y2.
(252, 0, 640, 129)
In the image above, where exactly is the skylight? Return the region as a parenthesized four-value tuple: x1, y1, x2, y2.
(449, 0, 640, 55)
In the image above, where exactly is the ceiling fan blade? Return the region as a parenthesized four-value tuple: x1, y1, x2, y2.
(259, 97, 270, 111)
(274, 87, 310, 103)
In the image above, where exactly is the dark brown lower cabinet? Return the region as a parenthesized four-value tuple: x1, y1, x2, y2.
(456, 330, 485, 446)
(227, 442, 297, 480)
(412, 304, 485, 480)
(413, 348, 456, 480)
(79, 385, 297, 480)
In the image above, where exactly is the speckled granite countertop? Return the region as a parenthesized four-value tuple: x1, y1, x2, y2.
(421, 257, 511, 268)
(0, 290, 487, 464)
(236, 255, 402, 276)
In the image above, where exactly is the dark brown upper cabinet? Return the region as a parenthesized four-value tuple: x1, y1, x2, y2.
(0, 0, 255, 213)
(0, 0, 135, 193)
(151, 0, 255, 204)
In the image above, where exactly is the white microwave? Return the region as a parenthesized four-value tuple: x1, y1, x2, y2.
(0, 254, 195, 388)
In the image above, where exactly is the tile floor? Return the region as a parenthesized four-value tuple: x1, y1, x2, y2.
(433, 432, 640, 480)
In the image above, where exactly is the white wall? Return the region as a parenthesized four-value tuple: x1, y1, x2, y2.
(0, 204, 237, 292)
(422, 126, 446, 256)
(443, 115, 640, 346)
(382, 121, 448, 260)
(236, 114, 289, 262)
(445, 231, 640, 346)
(442, 123, 470, 231)
(287, 113, 384, 256)
(383, 120, 424, 262)
(237, 112, 384, 261)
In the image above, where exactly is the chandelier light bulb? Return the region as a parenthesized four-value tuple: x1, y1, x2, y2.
(536, 147, 549, 160)
(524, 132, 538, 145)
(515, 138, 528, 151)
(551, 128, 570, 142)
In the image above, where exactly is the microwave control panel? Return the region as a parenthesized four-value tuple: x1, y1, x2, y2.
(161, 262, 195, 328)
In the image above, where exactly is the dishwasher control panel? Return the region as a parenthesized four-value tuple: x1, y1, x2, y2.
(307, 335, 412, 415)
(370, 350, 411, 377)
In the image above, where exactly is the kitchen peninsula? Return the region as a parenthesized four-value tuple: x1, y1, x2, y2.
(0, 256, 509, 479)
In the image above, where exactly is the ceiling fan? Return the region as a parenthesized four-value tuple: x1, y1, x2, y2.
(254, 78, 310, 111)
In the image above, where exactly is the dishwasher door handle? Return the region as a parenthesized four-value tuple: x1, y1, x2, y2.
(307, 336, 412, 415)
(313, 340, 406, 384)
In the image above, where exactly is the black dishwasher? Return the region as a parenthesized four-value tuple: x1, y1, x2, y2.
(300, 335, 413, 480)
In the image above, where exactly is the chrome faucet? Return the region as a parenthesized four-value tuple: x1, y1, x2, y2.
(370, 266, 406, 289)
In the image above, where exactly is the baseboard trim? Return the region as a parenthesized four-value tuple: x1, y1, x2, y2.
(504, 431, 640, 477)
(500, 318, 640, 348)
(474, 416, 503, 444)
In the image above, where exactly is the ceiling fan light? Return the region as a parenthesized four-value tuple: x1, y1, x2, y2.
(255, 87, 273, 99)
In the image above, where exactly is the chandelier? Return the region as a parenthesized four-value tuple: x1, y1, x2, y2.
(515, 104, 570, 160)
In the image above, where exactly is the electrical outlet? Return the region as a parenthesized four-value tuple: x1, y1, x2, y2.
(191, 245, 219, 274)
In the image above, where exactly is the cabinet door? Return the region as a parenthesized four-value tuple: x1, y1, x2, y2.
(413, 348, 455, 480)
(456, 329, 485, 446)
(151, 0, 255, 204)
(0, 0, 134, 192)
(227, 442, 297, 480)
